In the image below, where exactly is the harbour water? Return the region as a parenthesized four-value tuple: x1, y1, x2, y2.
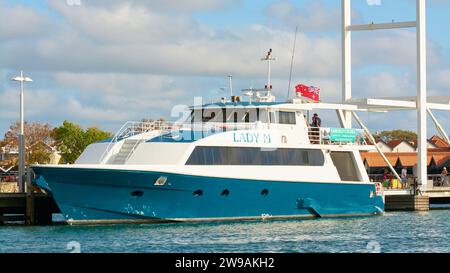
(0, 210, 449, 253)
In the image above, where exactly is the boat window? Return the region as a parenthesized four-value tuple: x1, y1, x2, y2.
(202, 108, 224, 123)
(202, 111, 216, 122)
(330, 152, 361, 182)
(270, 111, 296, 125)
(269, 112, 276, 124)
(279, 111, 296, 125)
(191, 110, 203, 123)
(243, 112, 250, 123)
(258, 109, 268, 123)
(186, 147, 325, 166)
(224, 109, 259, 123)
(233, 112, 238, 123)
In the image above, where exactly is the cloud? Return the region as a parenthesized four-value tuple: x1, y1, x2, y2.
(79, 0, 240, 13)
(265, 0, 342, 32)
(2, 0, 450, 136)
(353, 29, 445, 69)
(0, 2, 52, 40)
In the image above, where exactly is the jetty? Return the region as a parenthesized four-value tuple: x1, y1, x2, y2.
(0, 169, 59, 225)
(0, 192, 59, 225)
(384, 186, 450, 211)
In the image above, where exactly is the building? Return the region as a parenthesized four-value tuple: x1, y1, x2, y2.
(0, 140, 61, 178)
(361, 136, 450, 178)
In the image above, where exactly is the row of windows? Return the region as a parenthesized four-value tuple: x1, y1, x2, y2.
(191, 110, 297, 125)
(186, 146, 325, 166)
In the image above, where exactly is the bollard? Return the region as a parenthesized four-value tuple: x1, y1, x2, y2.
(25, 168, 35, 225)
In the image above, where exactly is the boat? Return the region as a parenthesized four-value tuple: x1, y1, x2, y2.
(32, 50, 384, 225)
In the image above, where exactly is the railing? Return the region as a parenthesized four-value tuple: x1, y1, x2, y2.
(428, 174, 450, 188)
(368, 174, 450, 191)
(100, 122, 369, 163)
(99, 121, 178, 164)
(308, 127, 368, 146)
(0, 173, 18, 183)
(99, 120, 275, 163)
(188, 122, 266, 132)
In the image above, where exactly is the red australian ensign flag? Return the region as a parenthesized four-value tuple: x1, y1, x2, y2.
(295, 84, 320, 102)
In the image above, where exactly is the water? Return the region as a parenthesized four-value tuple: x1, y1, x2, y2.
(0, 210, 449, 253)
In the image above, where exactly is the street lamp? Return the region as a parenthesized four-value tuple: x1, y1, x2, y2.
(11, 71, 32, 193)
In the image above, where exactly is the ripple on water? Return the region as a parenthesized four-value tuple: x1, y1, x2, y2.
(0, 210, 449, 253)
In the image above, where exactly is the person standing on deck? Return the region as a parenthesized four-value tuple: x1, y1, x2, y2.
(311, 113, 321, 128)
(310, 113, 321, 144)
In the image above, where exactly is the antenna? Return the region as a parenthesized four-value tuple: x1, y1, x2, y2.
(287, 26, 299, 100)
(228, 75, 233, 97)
(261, 49, 276, 90)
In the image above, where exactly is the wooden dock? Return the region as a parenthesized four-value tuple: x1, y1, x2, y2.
(0, 193, 60, 225)
(384, 187, 450, 211)
(385, 195, 430, 211)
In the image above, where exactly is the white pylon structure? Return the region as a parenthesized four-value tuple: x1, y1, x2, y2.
(340, 0, 448, 190)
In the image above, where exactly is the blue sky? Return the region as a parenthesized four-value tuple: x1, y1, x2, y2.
(1, 0, 450, 137)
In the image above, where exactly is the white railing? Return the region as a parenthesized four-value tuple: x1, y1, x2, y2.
(307, 127, 368, 146)
(187, 122, 267, 132)
(99, 121, 267, 164)
(99, 121, 178, 164)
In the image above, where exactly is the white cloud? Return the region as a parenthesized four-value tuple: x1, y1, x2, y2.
(0, 2, 52, 40)
(2, 0, 450, 135)
(265, 0, 342, 32)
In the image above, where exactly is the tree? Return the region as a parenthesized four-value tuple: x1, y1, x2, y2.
(3, 121, 53, 147)
(52, 121, 111, 164)
(374, 130, 418, 143)
(2, 121, 54, 165)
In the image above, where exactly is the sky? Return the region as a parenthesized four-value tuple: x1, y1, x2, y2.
(1, 0, 450, 137)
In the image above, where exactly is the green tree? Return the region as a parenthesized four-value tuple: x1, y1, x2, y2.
(374, 130, 418, 143)
(52, 121, 111, 164)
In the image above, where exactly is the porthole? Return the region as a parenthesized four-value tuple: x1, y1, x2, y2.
(221, 189, 230, 197)
(193, 190, 203, 197)
(131, 190, 144, 197)
(261, 189, 269, 196)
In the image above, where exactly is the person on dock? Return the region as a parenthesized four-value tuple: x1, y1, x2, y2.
(401, 167, 408, 189)
(382, 169, 389, 188)
(441, 167, 448, 187)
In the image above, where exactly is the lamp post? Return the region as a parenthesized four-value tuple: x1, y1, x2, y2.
(11, 71, 32, 193)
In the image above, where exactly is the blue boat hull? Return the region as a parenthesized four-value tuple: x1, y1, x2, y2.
(32, 166, 384, 224)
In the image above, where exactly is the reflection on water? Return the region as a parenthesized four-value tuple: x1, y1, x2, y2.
(0, 210, 449, 253)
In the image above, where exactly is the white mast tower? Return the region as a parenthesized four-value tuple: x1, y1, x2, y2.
(341, 0, 429, 189)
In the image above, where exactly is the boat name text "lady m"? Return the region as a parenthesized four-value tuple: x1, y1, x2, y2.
(233, 132, 271, 144)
